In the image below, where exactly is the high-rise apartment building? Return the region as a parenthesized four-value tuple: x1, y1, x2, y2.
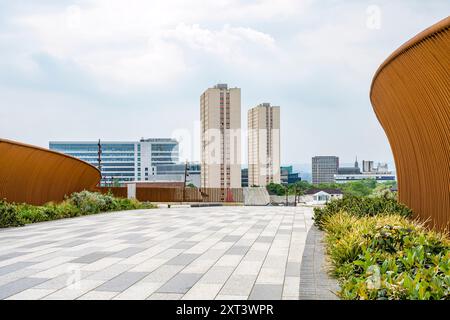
(248, 103, 280, 186)
(49, 138, 179, 186)
(312, 156, 339, 184)
(200, 84, 241, 189)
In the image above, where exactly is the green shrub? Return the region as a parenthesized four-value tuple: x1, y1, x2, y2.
(16, 204, 48, 224)
(0, 200, 23, 227)
(113, 197, 148, 210)
(313, 195, 412, 230)
(322, 212, 450, 300)
(68, 190, 115, 214)
(68, 191, 154, 213)
(0, 191, 154, 228)
(54, 201, 81, 218)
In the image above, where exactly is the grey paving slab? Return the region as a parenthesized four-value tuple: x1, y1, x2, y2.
(176, 232, 197, 238)
(116, 234, 146, 240)
(70, 252, 111, 264)
(220, 274, 257, 296)
(95, 272, 149, 292)
(0, 206, 338, 300)
(256, 236, 274, 243)
(141, 265, 184, 283)
(166, 254, 200, 266)
(170, 241, 198, 250)
(249, 284, 283, 300)
(0, 262, 36, 276)
(57, 240, 88, 248)
(221, 235, 241, 242)
(18, 241, 54, 249)
(77, 232, 99, 238)
(226, 246, 250, 255)
(156, 273, 203, 294)
(0, 252, 28, 261)
(285, 262, 301, 277)
(110, 247, 147, 258)
(0, 277, 49, 299)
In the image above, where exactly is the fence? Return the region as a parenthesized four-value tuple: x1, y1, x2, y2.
(97, 187, 243, 203)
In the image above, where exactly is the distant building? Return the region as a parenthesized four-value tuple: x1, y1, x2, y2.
(312, 156, 339, 184)
(200, 83, 241, 189)
(126, 181, 185, 188)
(337, 167, 361, 175)
(248, 103, 281, 187)
(334, 173, 396, 183)
(49, 138, 179, 186)
(154, 162, 201, 187)
(280, 166, 301, 185)
(337, 156, 361, 175)
(362, 160, 374, 173)
(299, 188, 343, 205)
(373, 162, 391, 174)
(334, 160, 395, 183)
(186, 163, 201, 188)
(241, 168, 249, 187)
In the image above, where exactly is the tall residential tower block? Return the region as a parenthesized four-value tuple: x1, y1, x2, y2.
(248, 103, 281, 186)
(200, 84, 241, 189)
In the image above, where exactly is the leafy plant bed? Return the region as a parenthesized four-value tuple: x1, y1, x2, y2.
(0, 190, 155, 228)
(313, 195, 412, 230)
(315, 198, 450, 300)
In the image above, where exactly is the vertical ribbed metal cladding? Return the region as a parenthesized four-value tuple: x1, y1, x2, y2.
(370, 16, 450, 231)
(0, 138, 101, 205)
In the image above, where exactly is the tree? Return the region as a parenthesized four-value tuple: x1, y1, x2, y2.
(266, 181, 313, 196)
(339, 179, 385, 197)
(294, 180, 312, 194)
(266, 183, 286, 196)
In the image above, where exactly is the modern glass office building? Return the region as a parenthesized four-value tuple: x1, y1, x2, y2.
(49, 138, 179, 186)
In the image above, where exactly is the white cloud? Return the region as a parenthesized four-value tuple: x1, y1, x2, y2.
(162, 23, 277, 66)
(10, 1, 282, 89)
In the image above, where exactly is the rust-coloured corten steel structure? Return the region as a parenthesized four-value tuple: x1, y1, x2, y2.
(370, 17, 450, 231)
(97, 187, 244, 203)
(0, 138, 101, 205)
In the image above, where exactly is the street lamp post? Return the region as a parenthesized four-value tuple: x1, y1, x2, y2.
(97, 139, 102, 186)
(285, 185, 289, 207)
(182, 161, 189, 203)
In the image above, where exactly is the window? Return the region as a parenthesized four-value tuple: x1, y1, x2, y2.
(151, 144, 177, 152)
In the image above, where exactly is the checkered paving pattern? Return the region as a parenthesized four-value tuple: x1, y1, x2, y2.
(0, 206, 339, 300)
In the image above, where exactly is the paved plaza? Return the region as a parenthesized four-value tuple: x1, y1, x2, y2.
(0, 206, 339, 300)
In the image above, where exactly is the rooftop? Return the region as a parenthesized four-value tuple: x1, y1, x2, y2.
(214, 83, 228, 89)
(304, 188, 343, 195)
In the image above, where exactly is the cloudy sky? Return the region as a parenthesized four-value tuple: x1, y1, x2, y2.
(0, 0, 448, 167)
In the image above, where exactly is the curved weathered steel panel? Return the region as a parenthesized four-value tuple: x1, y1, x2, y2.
(0, 138, 101, 205)
(370, 17, 450, 231)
